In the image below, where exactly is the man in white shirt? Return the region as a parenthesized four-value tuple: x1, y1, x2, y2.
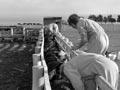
(67, 14, 109, 55)
(63, 51, 119, 90)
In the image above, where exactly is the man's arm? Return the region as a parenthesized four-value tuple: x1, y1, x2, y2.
(79, 32, 88, 47)
(71, 32, 88, 50)
(63, 63, 84, 90)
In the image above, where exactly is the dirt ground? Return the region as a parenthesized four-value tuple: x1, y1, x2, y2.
(0, 42, 35, 90)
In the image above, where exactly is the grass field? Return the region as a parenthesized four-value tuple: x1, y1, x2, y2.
(0, 42, 35, 90)
(61, 23, 120, 52)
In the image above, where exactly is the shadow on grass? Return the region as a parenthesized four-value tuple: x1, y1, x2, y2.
(0, 42, 35, 90)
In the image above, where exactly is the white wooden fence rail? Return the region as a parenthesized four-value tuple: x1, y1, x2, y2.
(32, 27, 51, 90)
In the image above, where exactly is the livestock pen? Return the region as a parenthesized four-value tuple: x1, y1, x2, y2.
(0, 22, 120, 90)
(32, 24, 120, 90)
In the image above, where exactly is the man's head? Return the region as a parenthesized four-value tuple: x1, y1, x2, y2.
(67, 14, 80, 28)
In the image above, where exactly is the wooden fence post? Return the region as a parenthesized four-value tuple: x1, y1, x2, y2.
(32, 63, 44, 90)
(32, 26, 52, 90)
(32, 54, 41, 66)
(35, 46, 41, 54)
(36, 41, 42, 47)
(42, 60, 51, 90)
(117, 51, 120, 60)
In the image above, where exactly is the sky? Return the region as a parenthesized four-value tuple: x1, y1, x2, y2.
(0, 0, 120, 24)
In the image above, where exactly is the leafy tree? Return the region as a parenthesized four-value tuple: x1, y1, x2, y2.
(110, 18, 116, 23)
(117, 15, 120, 22)
(107, 15, 116, 23)
(88, 15, 97, 21)
(96, 14, 103, 22)
(103, 17, 108, 23)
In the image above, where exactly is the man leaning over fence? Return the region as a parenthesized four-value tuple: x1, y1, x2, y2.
(68, 14, 109, 55)
(47, 21, 119, 90)
(62, 51, 119, 90)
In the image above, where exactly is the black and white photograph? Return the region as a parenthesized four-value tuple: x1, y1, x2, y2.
(0, 0, 120, 90)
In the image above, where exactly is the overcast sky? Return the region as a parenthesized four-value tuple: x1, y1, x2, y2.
(0, 0, 120, 24)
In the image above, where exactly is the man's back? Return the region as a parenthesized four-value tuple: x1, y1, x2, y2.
(63, 52, 119, 90)
(85, 19, 105, 34)
(75, 18, 109, 54)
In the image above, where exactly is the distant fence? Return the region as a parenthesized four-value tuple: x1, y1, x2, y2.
(98, 23, 120, 32)
(0, 26, 42, 42)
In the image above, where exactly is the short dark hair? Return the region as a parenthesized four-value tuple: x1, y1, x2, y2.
(67, 14, 80, 26)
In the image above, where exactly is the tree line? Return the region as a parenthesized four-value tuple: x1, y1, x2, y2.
(88, 14, 120, 23)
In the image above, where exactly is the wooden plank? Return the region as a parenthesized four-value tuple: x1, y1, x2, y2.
(32, 53, 41, 66)
(40, 27, 52, 90)
(117, 51, 120, 60)
(42, 60, 51, 90)
(36, 41, 42, 46)
(39, 76, 45, 88)
(35, 46, 41, 54)
(32, 64, 44, 90)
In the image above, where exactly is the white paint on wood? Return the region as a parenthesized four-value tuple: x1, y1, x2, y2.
(32, 53, 41, 66)
(32, 65, 44, 90)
